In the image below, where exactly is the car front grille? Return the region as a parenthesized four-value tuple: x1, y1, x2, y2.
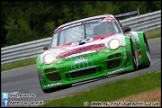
(107, 59, 121, 69)
(44, 68, 57, 73)
(108, 53, 121, 59)
(45, 72, 61, 81)
(68, 67, 98, 78)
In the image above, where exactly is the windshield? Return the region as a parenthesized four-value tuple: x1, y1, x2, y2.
(50, 17, 121, 47)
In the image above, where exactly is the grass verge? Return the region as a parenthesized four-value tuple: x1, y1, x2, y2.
(38, 71, 160, 107)
(1, 28, 161, 71)
(1, 58, 36, 71)
(145, 28, 161, 39)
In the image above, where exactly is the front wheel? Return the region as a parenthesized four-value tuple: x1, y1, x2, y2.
(143, 38, 151, 67)
(131, 46, 138, 71)
(130, 41, 138, 71)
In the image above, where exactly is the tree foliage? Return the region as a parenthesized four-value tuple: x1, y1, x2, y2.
(5, 18, 36, 45)
(1, 1, 161, 47)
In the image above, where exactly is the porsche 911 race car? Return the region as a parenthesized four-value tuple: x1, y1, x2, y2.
(36, 10, 151, 93)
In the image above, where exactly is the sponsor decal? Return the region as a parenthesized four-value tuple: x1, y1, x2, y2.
(61, 18, 103, 31)
(47, 82, 63, 87)
(103, 17, 114, 22)
(83, 18, 103, 24)
(70, 66, 96, 73)
(74, 57, 88, 63)
(108, 68, 124, 74)
(62, 22, 82, 30)
(137, 50, 142, 58)
(57, 44, 105, 59)
(123, 48, 127, 58)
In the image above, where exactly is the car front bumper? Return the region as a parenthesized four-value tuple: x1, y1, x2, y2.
(37, 45, 134, 90)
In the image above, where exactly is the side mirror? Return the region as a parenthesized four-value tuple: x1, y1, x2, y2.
(122, 26, 131, 33)
(51, 28, 55, 33)
(43, 44, 49, 50)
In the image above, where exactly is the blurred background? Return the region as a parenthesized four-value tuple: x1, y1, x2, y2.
(1, 1, 161, 47)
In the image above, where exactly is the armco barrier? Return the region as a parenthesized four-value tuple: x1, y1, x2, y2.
(1, 10, 161, 65)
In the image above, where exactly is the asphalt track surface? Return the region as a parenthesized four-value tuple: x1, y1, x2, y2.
(1, 38, 161, 107)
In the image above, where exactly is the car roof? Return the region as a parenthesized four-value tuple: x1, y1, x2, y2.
(56, 14, 114, 31)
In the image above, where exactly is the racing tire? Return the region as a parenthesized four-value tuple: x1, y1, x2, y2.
(131, 46, 138, 71)
(143, 38, 151, 68)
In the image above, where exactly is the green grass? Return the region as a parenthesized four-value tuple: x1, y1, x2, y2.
(38, 71, 160, 107)
(147, 33, 161, 39)
(1, 58, 36, 71)
(145, 28, 161, 39)
(1, 28, 161, 71)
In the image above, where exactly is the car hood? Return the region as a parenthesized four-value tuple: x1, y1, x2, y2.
(39, 33, 126, 63)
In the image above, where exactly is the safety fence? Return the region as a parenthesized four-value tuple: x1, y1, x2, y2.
(1, 10, 161, 65)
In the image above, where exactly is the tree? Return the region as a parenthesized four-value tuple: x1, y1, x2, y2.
(44, 21, 55, 37)
(1, 1, 161, 47)
(5, 18, 36, 46)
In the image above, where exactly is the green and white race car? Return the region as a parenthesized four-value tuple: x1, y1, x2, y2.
(36, 10, 151, 93)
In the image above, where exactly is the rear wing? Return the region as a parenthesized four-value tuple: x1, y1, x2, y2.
(115, 9, 140, 18)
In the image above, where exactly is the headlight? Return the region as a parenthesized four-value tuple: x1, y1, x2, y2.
(43, 53, 55, 64)
(109, 39, 120, 50)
